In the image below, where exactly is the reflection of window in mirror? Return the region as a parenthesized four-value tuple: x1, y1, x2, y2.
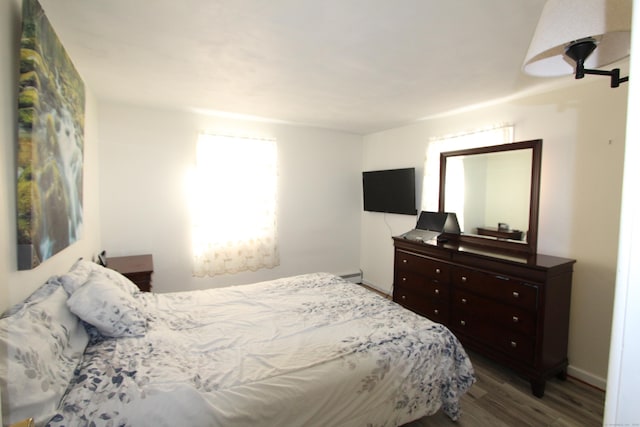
(443, 149, 532, 236)
(443, 157, 466, 228)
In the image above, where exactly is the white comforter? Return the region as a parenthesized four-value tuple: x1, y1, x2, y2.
(47, 273, 474, 426)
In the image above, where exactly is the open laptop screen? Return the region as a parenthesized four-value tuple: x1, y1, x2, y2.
(416, 211, 461, 234)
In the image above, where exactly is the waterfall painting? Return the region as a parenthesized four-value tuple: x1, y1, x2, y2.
(17, 0, 85, 269)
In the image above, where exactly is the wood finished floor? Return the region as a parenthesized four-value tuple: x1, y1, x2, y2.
(403, 351, 605, 427)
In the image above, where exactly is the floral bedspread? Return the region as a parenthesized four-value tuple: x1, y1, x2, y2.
(47, 273, 475, 427)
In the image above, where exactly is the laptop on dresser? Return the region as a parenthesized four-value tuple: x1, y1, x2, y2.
(401, 211, 460, 243)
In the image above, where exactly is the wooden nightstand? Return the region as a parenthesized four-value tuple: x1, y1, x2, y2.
(106, 254, 154, 292)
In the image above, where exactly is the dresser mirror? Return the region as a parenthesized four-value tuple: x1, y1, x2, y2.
(438, 139, 542, 254)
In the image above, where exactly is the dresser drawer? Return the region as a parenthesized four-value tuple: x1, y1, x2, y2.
(394, 269, 422, 292)
(423, 279, 449, 299)
(395, 270, 449, 298)
(452, 267, 538, 311)
(453, 289, 536, 336)
(451, 312, 535, 364)
(394, 286, 450, 324)
(395, 251, 450, 281)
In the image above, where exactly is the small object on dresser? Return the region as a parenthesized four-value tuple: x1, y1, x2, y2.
(97, 250, 107, 267)
(477, 226, 524, 241)
(105, 254, 154, 292)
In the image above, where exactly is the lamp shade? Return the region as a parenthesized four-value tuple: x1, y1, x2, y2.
(523, 0, 632, 77)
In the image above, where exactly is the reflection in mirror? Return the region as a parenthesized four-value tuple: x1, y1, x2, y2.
(443, 149, 532, 241)
(439, 140, 542, 254)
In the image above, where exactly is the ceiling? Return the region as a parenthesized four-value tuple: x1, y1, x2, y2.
(39, 0, 570, 134)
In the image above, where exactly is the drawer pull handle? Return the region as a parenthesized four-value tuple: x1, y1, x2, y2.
(434, 309, 439, 315)
(460, 320, 466, 326)
(435, 268, 441, 274)
(461, 298, 467, 304)
(402, 259, 408, 264)
(510, 341, 517, 348)
(512, 316, 519, 323)
(512, 291, 520, 298)
(402, 277, 407, 282)
(434, 289, 440, 295)
(461, 276, 467, 283)
(401, 295, 407, 300)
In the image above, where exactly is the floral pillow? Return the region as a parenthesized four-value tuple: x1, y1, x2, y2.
(66, 271, 147, 338)
(99, 265, 141, 296)
(59, 258, 103, 295)
(61, 258, 141, 297)
(0, 278, 89, 426)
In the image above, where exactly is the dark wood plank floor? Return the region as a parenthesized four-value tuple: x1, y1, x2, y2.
(404, 351, 605, 427)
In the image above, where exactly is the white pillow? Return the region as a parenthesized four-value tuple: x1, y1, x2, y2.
(100, 265, 141, 296)
(67, 272, 147, 338)
(0, 279, 89, 426)
(60, 258, 103, 295)
(61, 258, 141, 296)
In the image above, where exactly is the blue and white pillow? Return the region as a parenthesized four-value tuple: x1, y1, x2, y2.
(60, 259, 140, 297)
(66, 271, 147, 338)
(0, 278, 89, 426)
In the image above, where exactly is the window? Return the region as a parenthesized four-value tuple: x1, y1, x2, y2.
(422, 125, 514, 230)
(189, 134, 279, 276)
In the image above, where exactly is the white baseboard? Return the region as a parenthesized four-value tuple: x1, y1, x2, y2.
(361, 280, 392, 297)
(567, 365, 606, 391)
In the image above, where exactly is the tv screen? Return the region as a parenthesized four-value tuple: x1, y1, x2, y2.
(362, 167, 417, 215)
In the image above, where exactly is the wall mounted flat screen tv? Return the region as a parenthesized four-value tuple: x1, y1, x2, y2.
(362, 167, 417, 215)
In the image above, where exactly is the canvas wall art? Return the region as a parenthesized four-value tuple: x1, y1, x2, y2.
(17, 0, 85, 269)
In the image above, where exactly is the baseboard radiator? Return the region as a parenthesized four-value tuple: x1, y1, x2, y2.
(340, 270, 363, 283)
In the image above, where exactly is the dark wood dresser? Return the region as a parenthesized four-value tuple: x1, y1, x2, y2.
(393, 237, 575, 397)
(106, 254, 154, 292)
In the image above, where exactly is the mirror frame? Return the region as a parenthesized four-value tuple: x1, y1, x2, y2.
(438, 139, 542, 255)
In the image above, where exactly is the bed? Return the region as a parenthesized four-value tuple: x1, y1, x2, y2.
(1, 260, 475, 426)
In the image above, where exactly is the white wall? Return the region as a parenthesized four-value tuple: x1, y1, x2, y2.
(604, 0, 640, 422)
(484, 150, 531, 231)
(0, 0, 102, 313)
(361, 79, 628, 388)
(97, 100, 363, 293)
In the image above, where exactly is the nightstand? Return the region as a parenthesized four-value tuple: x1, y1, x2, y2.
(106, 254, 154, 292)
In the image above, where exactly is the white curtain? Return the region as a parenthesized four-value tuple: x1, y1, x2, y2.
(189, 134, 279, 276)
(421, 125, 514, 230)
